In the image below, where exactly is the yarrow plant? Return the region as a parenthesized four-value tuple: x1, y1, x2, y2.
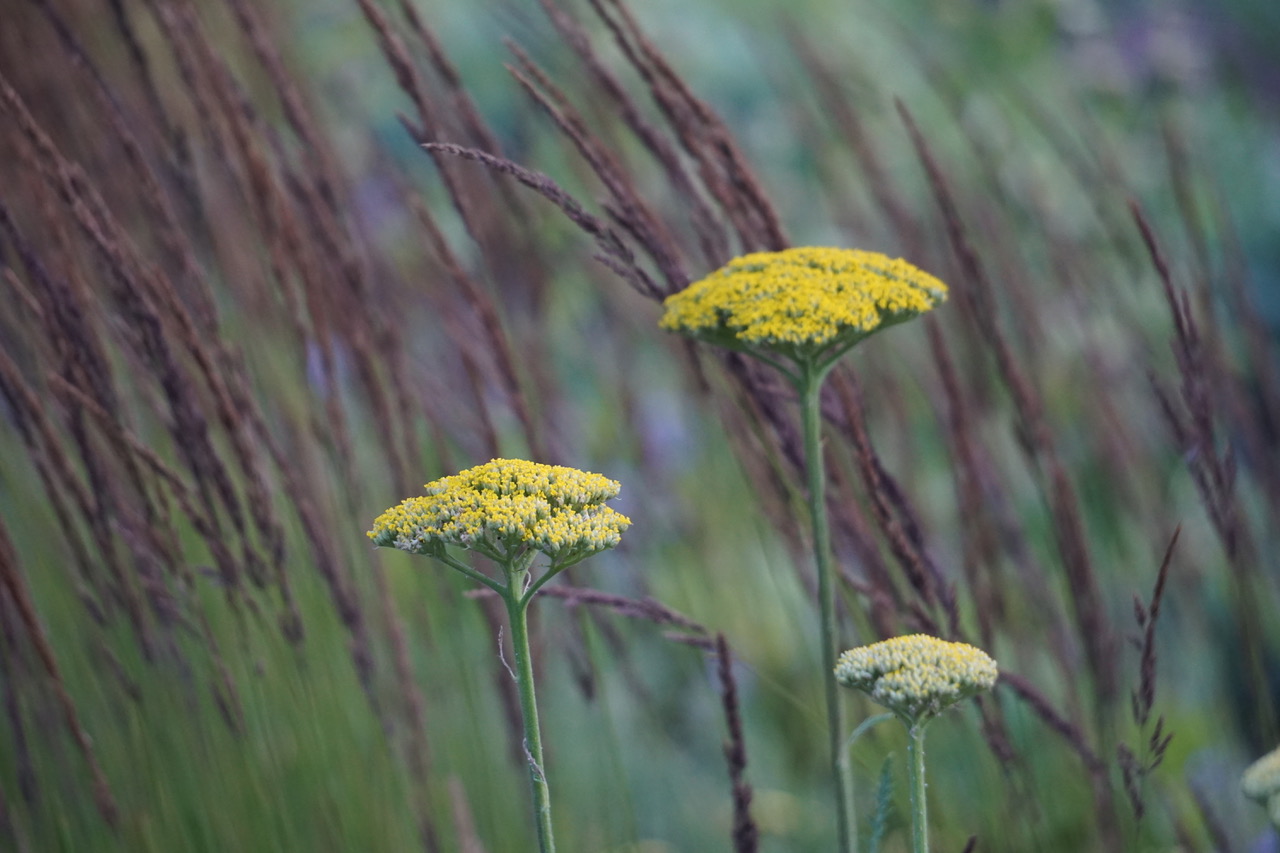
(659, 247, 947, 377)
(836, 635, 998, 853)
(662, 246, 947, 853)
(369, 458, 631, 853)
(1242, 746, 1280, 828)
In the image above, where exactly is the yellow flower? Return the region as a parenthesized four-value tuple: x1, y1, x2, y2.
(369, 459, 630, 564)
(660, 247, 946, 364)
(835, 634, 997, 723)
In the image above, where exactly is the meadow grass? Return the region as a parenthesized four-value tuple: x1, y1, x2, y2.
(1, 0, 1278, 850)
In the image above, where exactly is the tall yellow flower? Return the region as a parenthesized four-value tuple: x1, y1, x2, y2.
(369, 458, 630, 568)
(368, 458, 631, 853)
(660, 246, 947, 853)
(835, 634, 998, 724)
(836, 635, 996, 853)
(660, 247, 946, 369)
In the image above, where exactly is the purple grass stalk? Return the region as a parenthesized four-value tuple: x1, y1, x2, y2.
(715, 634, 760, 853)
(897, 99, 1117, 713)
(1132, 201, 1275, 745)
(0, 517, 118, 828)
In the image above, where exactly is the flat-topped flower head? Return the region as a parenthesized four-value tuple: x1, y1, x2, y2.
(1243, 746, 1280, 803)
(835, 634, 998, 725)
(660, 247, 947, 366)
(368, 459, 630, 566)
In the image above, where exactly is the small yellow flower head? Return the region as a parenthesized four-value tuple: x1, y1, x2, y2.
(1243, 746, 1280, 803)
(659, 247, 947, 363)
(835, 634, 998, 724)
(368, 459, 631, 565)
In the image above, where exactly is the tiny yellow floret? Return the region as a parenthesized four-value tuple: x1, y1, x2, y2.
(835, 634, 997, 723)
(660, 247, 946, 360)
(368, 458, 630, 564)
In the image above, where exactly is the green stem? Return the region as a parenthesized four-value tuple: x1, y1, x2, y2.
(437, 551, 507, 595)
(845, 713, 895, 753)
(505, 589, 557, 853)
(799, 365, 857, 853)
(906, 722, 928, 853)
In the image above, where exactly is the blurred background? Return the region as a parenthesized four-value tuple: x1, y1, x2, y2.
(2, 0, 1279, 850)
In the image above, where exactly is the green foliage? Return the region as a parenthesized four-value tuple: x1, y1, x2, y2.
(867, 755, 895, 853)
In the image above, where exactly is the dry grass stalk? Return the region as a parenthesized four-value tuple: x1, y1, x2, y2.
(826, 445, 904, 639)
(535, 0, 730, 269)
(3, 68, 258, 608)
(4, 0, 1275, 847)
(0, 595, 38, 808)
(468, 584, 708, 637)
(0, 778, 26, 853)
(1132, 201, 1275, 745)
(896, 99, 1116, 710)
(715, 634, 759, 853)
(405, 178, 542, 463)
(0, 517, 118, 828)
(354, 0, 491, 257)
(1131, 527, 1180, 731)
(924, 321, 1006, 647)
(373, 561, 443, 853)
(1117, 528, 1179, 818)
(586, 0, 787, 253)
(832, 371, 948, 632)
(448, 776, 490, 853)
(424, 142, 661, 297)
(505, 41, 688, 294)
(783, 26, 916, 245)
(3, 0, 405, 725)
(998, 671, 1104, 778)
(1206, 182, 1280, 513)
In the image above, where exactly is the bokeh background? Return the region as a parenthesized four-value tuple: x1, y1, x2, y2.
(2, 0, 1279, 850)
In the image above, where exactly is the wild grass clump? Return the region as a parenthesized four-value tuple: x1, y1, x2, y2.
(1, 0, 1278, 850)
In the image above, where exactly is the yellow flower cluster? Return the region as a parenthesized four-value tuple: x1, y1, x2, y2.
(1243, 746, 1280, 825)
(368, 459, 631, 563)
(835, 634, 998, 723)
(659, 247, 947, 356)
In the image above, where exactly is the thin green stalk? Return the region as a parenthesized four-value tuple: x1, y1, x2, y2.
(905, 723, 928, 853)
(845, 713, 895, 752)
(505, 586, 557, 853)
(799, 364, 856, 853)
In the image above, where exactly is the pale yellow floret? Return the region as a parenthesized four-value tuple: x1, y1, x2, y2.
(660, 247, 947, 355)
(368, 458, 630, 563)
(1243, 746, 1280, 802)
(834, 634, 997, 723)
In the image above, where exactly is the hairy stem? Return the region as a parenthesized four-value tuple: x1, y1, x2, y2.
(505, 589, 557, 853)
(906, 722, 929, 853)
